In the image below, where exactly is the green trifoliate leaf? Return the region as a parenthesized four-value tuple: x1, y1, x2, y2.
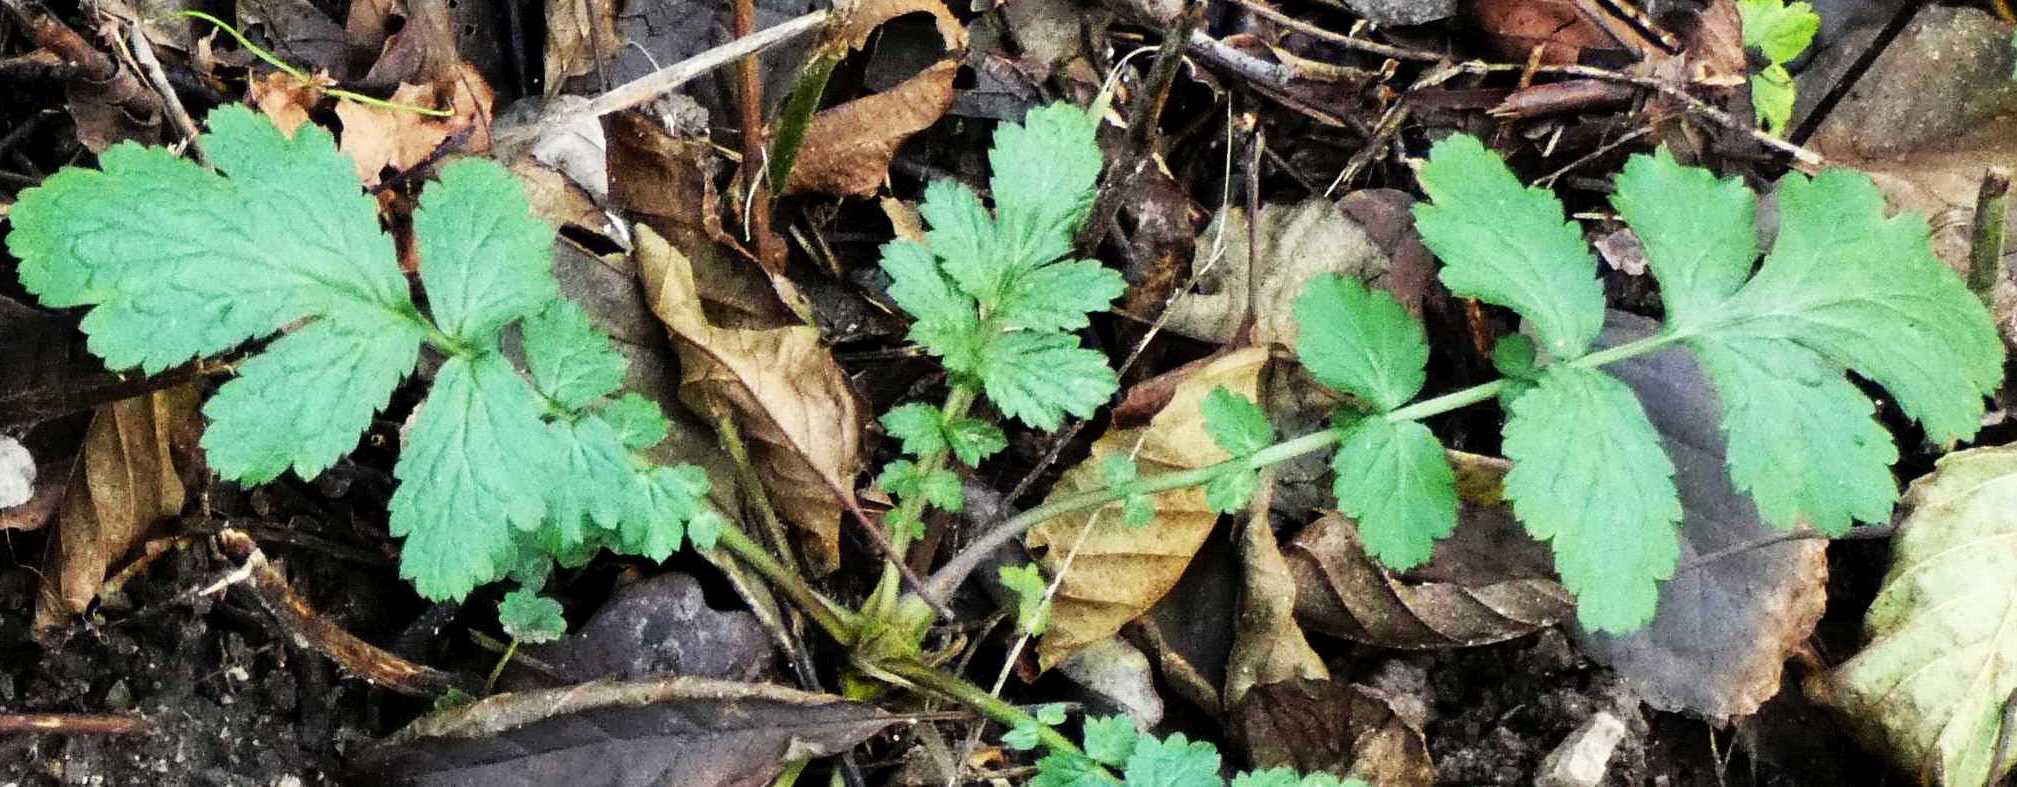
(522, 298, 626, 410)
(1292, 274, 1429, 410)
(1102, 455, 1155, 527)
(598, 393, 672, 450)
(543, 414, 636, 548)
(414, 158, 558, 344)
(1332, 418, 1458, 570)
(1502, 366, 1682, 633)
(945, 417, 1007, 466)
(1702, 168, 2002, 445)
(1413, 134, 1605, 361)
(1749, 65, 1798, 136)
(999, 562, 1052, 635)
(920, 180, 1007, 302)
(980, 332, 1117, 431)
(618, 464, 710, 561)
(997, 259, 1126, 333)
(1123, 732, 1222, 787)
(880, 403, 947, 456)
(1032, 752, 1118, 787)
(1202, 387, 1275, 457)
(10, 104, 418, 375)
(201, 316, 424, 483)
(1005, 703, 1067, 751)
(1206, 471, 1261, 515)
(1609, 149, 1758, 327)
(1688, 336, 1896, 534)
(499, 588, 567, 644)
(879, 239, 982, 372)
(1081, 715, 1139, 767)
(1738, 0, 1819, 64)
(391, 353, 559, 601)
(991, 102, 1103, 272)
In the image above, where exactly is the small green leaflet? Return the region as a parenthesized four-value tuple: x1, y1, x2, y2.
(1102, 455, 1155, 527)
(1202, 388, 1275, 456)
(523, 299, 627, 410)
(1292, 274, 1428, 411)
(499, 588, 567, 643)
(1609, 149, 1757, 329)
(1414, 134, 1605, 361)
(1123, 733, 1222, 787)
(999, 563, 1052, 635)
(880, 403, 948, 456)
(982, 332, 1118, 431)
(414, 159, 558, 344)
(1738, 0, 1819, 64)
(544, 414, 639, 549)
(879, 239, 982, 372)
(946, 417, 1008, 466)
(1006, 703, 1070, 750)
(1333, 418, 1457, 569)
(999, 259, 1128, 333)
(1081, 715, 1139, 767)
(991, 103, 1104, 272)
(1749, 65, 1798, 136)
(599, 393, 673, 450)
(1502, 366, 1681, 633)
(880, 459, 964, 513)
(1032, 753, 1115, 787)
(201, 316, 423, 483)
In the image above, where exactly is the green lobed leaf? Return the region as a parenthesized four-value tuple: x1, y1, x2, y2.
(990, 103, 1103, 272)
(880, 403, 947, 456)
(1081, 715, 1139, 767)
(617, 464, 710, 561)
(1703, 168, 2002, 445)
(879, 239, 982, 373)
(1738, 0, 1819, 64)
(1033, 752, 1118, 787)
(1609, 149, 1758, 328)
(999, 562, 1052, 635)
(522, 298, 626, 410)
(499, 588, 567, 643)
(1413, 135, 1605, 361)
(1502, 366, 1682, 633)
(598, 393, 672, 450)
(10, 104, 416, 375)
(1231, 770, 1362, 787)
(1750, 66, 1798, 136)
(945, 417, 1008, 466)
(979, 332, 1117, 431)
(1101, 455, 1155, 527)
(543, 414, 637, 549)
(391, 353, 558, 601)
(413, 158, 558, 344)
(1202, 387, 1275, 457)
(1122, 732, 1223, 787)
(1332, 418, 1458, 569)
(1292, 274, 1429, 411)
(920, 180, 1007, 302)
(996, 259, 1126, 333)
(201, 316, 424, 483)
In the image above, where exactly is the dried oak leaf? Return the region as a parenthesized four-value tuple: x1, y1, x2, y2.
(1230, 677, 1433, 787)
(354, 677, 894, 786)
(1029, 347, 1266, 669)
(637, 226, 863, 574)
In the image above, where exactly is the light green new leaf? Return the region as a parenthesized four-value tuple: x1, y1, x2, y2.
(499, 588, 567, 643)
(522, 299, 626, 410)
(1123, 733, 1222, 787)
(1333, 418, 1458, 569)
(979, 332, 1117, 430)
(879, 239, 982, 372)
(1206, 470, 1260, 514)
(997, 259, 1126, 333)
(1232, 769, 1361, 787)
(1707, 169, 2002, 445)
(1502, 366, 1682, 633)
(1081, 715, 1139, 767)
(1689, 336, 1897, 534)
(945, 417, 1007, 466)
(920, 180, 1005, 301)
(1413, 135, 1605, 360)
(1203, 387, 1275, 457)
(9, 104, 416, 374)
(1824, 445, 2017, 787)
(880, 403, 947, 456)
(391, 353, 558, 600)
(991, 103, 1103, 272)
(598, 393, 672, 450)
(1033, 753, 1117, 787)
(1609, 149, 1757, 326)
(1102, 454, 1155, 526)
(543, 414, 637, 550)
(1749, 65, 1798, 136)
(618, 464, 709, 561)
(1292, 274, 1428, 411)
(999, 562, 1052, 635)
(202, 316, 424, 483)
(1738, 0, 1819, 64)
(414, 159, 558, 343)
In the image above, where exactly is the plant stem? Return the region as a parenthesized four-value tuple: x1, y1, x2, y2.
(482, 638, 518, 695)
(714, 519, 857, 641)
(881, 659, 1086, 758)
(716, 411, 805, 581)
(864, 384, 980, 622)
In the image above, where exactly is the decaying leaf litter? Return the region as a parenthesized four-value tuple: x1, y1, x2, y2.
(1, 0, 2015, 784)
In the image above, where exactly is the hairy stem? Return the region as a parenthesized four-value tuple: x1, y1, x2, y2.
(863, 383, 980, 622)
(882, 659, 1085, 758)
(713, 519, 857, 640)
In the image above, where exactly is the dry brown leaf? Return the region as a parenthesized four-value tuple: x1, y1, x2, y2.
(783, 60, 958, 198)
(543, 0, 624, 95)
(1224, 471, 1327, 708)
(509, 158, 611, 235)
(829, 0, 964, 53)
(249, 70, 333, 136)
(1029, 347, 1267, 669)
(1470, 0, 1625, 63)
(334, 64, 495, 184)
(1165, 200, 1396, 347)
(35, 385, 201, 628)
(636, 226, 863, 574)
(1231, 677, 1433, 786)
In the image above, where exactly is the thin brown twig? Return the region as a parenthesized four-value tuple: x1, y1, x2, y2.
(0, 713, 150, 735)
(121, 22, 206, 165)
(733, 0, 782, 273)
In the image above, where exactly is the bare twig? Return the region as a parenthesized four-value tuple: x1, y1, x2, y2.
(733, 0, 783, 273)
(123, 21, 205, 165)
(0, 713, 150, 735)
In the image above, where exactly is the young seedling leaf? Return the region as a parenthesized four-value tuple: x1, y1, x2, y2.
(1081, 715, 1139, 767)
(1292, 274, 1429, 411)
(1032, 752, 1116, 787)
(945, 417, 1007, 466)
(392, 353, 559, 600)
(990, 103, 1103, 272)
(1123, 732, 1222, 787)
(499, 588, 567, 643)
(997, 259, 1126, 333)
(980, 332, 1117, 431)
(201, 317, 424, 483)
(618, 465, 710, 561)
(999, 562, 1052, 635)
(879, 403, 947, 456)
(414, 159, 559, 344)
(523, 298, 627, 411)
(1502, 366, 1682, 633)
(9, 104, 417, 375)
(920, 180, 1006, 301)
(1608, 149, 1758, 328)
(599, 393, 673, 451)
(1206, 471, 1261, 514)
(1738, 0, 1820, 64)
(1203, 387, 1275, 457)
(1413, 135, 1605, 360)
(879, 239, 982, 372)
(1102, 454, 1155, 527)
(1332, 418, 1458, 569)
(543, 414, 638, 548)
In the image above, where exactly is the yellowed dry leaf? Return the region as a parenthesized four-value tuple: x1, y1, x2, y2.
(249, 70, 333, 136)
(334, 64, 495, 184)
(35, 385, 201, 628)
(783, 60, 958, 198)
(636, 226, 863, 574)
(542, 0, 623, 94)
(1030, 347, 1267, 669)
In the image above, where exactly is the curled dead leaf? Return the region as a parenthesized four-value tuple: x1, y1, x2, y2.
(334, 64, 496, 184)
(1030, 347, 1267, 669)
(1230, 677, 1434, 787)
(636, 226, 863, 574)
(782, 60, 958, 197)
(1224, 471, 1328, 708)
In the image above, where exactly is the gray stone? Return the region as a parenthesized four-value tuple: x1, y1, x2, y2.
(1535, 711, 1629, 787)
(1341, 0, 1456, 27)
